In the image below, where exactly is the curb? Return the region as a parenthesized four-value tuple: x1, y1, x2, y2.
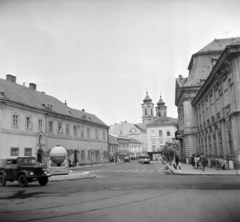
(171, 172, 239, 176)
(163, 161, 239, 176)
(49, 172, 97, 182)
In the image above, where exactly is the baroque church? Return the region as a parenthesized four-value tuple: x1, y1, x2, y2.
(141, 92, 178, 159)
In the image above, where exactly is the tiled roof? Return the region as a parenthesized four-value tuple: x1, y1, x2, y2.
(0, 78, 108, 127)
(185, 38, 240, 87)
(129, 137, 141, 144)
(198, 38, 240, 53)
(134, 124, 146, 132)
(176, 76, 188, 87)
(146, 116, 178, 127)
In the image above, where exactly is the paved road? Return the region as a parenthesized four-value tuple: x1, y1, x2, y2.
(1, 161, 240, 222)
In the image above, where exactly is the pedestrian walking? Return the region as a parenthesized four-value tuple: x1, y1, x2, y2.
(199, 153, 206, 171)
(175, 155, 179, 167)
(194, 156, 199, 169)
(191, 154, 195, 168)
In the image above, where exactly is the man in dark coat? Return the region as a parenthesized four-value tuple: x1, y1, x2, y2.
(199, 153, 206, 171)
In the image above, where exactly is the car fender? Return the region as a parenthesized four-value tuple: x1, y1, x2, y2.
(17, 170, 29, 178)
(0, 170, 6, 177)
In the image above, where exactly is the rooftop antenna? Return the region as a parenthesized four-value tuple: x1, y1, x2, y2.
(223, 31, 229, 38)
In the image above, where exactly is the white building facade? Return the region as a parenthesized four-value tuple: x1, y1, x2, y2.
(0, 75, 109, 166)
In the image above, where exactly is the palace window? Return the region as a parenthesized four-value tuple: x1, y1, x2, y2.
(49, 121, 53, 133)
(11, 147, 19, 156)
(66, 124, 70, 135)
(95, 129, 98, 139)
(12, 113, 19, 129)
(223, 79, 229, 107)
(25, 148, 32, 156)
(73, 126, 78, 136)
(159, 130, 162, 136)
(38, 119, 43, 131)
(58, 122, 63, 134)
(208, 136, 212, 156)
(205, 96, 210, 120)
(81, 126, 84, 138)
(213, 134, 217, 156)
(204, 137, 207, 156)
(199, 106, 202, 125)
(151, 130, 155, 137)
(81, 151, 85, 161)
(26, 116, 32, 130)
(103, 130, 106, 140)
(210, 94, 215, 117)
(218, 131, 223, 156)
(87, 128, 90, 138)
(167, 129, 170, 136)
(202, 102, 205, 123)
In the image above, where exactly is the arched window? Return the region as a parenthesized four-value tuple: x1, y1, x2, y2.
(151, 109, 153, 116)
(145, 108, 147, 115)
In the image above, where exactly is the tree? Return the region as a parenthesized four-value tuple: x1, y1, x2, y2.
(161, 142, 175, 161)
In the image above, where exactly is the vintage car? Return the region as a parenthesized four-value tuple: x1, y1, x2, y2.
(0, 157, 51, 187)
(124, 156, 130, 162)
(138, 155, 150, 164)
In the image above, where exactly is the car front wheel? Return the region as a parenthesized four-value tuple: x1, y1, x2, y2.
(0, 174, 6, 186)
(18, 175, 28, 187)
(38, 177, 48, 186)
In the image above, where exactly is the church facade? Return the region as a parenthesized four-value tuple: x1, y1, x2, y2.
(142, 93, 178, 159)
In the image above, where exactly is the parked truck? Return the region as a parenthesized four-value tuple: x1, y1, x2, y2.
(0, 157, 51, 187)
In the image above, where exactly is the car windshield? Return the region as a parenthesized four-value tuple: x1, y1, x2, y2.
(18, 157, 37, 165)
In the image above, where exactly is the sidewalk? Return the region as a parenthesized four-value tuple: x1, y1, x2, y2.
(164, 161, 240, 176)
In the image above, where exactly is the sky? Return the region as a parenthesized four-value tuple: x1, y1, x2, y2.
(0, 0, 240, 126)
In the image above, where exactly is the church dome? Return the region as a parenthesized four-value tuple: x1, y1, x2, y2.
(157, 95, 165, 105)
(143, 92, 152, 102)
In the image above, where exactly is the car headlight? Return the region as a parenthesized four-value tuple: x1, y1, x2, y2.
(29, 171, 34, 176)
(44, 171, 48, 174)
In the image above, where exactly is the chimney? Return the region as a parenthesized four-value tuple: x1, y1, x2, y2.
(64, 100, 67, 106)
(29, 83, 37, 90)
(6, 74, 16, 83)
(82, 109, 85, 112)
(211, 57, 218, 68)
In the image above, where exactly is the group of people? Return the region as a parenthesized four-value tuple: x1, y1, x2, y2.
(191, 153, 207, 171)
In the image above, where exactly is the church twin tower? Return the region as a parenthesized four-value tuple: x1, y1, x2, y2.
(141, 92, 167, 128)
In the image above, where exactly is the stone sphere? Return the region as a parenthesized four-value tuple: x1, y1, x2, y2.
(49, 145, 68, 165)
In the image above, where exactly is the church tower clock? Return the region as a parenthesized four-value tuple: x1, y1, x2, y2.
(142, 92, 155, 128)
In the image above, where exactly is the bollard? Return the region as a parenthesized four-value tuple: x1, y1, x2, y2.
(178, 162, 181, 173)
